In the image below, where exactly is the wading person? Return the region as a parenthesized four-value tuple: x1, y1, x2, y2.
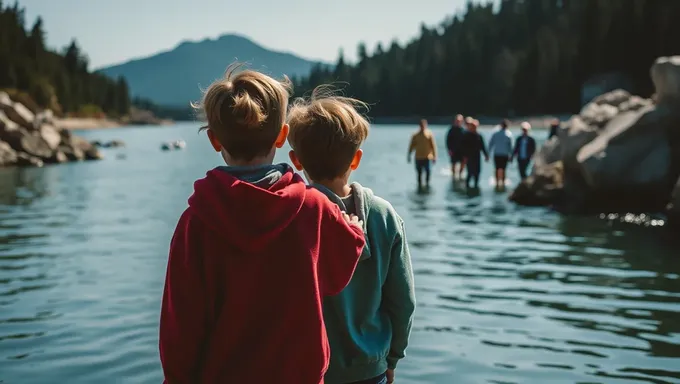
(460, 118, 488, 189)
(511, 122, 536, 180)
(408, 119, 437, 189)
(446, 114, 466, 180)
(488, 119, 513, 188)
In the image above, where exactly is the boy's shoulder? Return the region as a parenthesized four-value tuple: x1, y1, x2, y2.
(356, 184, 403, 227)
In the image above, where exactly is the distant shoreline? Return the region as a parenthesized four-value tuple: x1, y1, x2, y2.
(54, 117, 174, 130)
(54, 117, 122, 130)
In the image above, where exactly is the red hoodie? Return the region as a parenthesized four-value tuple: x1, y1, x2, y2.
(159, 166, 365, 384)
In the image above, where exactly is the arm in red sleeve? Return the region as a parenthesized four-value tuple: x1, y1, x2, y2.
(318, 204, 366, 296)
(160, 210, 207, 383)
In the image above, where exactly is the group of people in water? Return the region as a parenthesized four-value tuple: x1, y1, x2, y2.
(408, 115, 541, 190)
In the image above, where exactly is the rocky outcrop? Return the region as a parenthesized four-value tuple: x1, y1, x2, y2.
(0, 91, 102, 167)
(510, 56, 680, 219)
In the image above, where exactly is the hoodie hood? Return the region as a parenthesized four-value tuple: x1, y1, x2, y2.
(311, 182, 373, 261)
(188, 163, 306, 253)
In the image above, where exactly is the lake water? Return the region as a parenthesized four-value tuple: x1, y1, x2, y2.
(1, 123, 679, 384)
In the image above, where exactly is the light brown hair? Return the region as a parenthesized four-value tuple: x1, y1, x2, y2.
(287, 86, 370, 181)
(193, 63, 291, 161)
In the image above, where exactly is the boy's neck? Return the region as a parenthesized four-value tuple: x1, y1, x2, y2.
(313, 177, 351, 197)
(226, 154, 275, 168)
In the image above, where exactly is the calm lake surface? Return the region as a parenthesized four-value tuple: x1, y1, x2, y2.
(1, 123, 679, 384)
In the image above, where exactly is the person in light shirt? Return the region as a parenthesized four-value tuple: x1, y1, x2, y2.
(407, 119, 437, 189)
(488, 119, 513, 188)
(511, 122, 536, 180)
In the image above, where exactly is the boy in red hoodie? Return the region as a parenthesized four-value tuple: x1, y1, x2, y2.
(159, 64, 366, 384)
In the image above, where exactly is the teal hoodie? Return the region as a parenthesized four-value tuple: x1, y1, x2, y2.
(312, 182, 416, 384)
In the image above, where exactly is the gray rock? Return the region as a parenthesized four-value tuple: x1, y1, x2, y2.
(46, 150, 69, 164)
(651, 56, 680, 104)
(0, 97, 35, 130)
(39, 124, 62, 150)
(0, 110, 18, 131)
(59, 143, 85, 161)
(16, 152, 43, 167)
(580, 102, 619, 128)
(592, 89, 632, 108)
(510, 161, 564, 207)
(70, 135, 102, 160)
(619, 96, 652, 113)
(0, 141, 18, 166)
(0, 124, 53, 160)
(560, 116, 598, 174)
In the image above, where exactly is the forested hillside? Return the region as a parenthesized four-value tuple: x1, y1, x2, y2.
(296, 0, 680, 117)
(0, 1, 130, 116)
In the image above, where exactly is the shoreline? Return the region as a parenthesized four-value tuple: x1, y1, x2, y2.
(54, 117, 174, 130)
(54, 117, 122, 130)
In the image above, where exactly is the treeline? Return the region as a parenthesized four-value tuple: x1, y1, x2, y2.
(0, 1, 130, 116)
(131, 97, 194, 121)
(295, 0, 680, 117)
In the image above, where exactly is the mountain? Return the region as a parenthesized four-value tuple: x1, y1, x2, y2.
(98, 34, 326, 106)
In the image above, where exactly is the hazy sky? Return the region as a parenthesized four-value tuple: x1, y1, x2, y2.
(17, 0, 472, 69)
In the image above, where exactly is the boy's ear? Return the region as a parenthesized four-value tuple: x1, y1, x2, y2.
(350, 149, 363, 171)
(207, 129, 222, 152)
(288, 150, 304, 171)
(275, 124, 289, 148)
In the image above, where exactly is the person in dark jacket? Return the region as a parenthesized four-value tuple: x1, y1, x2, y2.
(460, 118, 488, 189)
(446, 114, 466, 180)
(548, 119, 560, 140)
(511, 121, 537, 180)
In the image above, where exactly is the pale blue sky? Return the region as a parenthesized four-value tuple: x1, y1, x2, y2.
(17, 0, 471, 69)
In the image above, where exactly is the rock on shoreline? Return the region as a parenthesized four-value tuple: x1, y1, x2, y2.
(510, 56, 680, 226)
(0, 91, 102, 167)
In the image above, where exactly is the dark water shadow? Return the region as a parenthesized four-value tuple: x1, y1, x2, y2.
(0, 167, 51, 207)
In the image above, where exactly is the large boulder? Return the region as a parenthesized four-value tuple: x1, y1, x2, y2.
(0, 141, 17, 166)
(511, 56, 680, 215)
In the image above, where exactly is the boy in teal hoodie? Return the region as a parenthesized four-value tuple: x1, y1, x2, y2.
(287, 88, 416, 384)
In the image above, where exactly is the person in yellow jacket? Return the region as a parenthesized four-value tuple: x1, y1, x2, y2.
(407, 119, 437, 189)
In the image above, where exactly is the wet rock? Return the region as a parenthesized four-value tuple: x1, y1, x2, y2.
(46, 151, 69, 164)
(0, 141, 18, 166)
(92, 139, 125, 148)
(16, 152, 43, 167)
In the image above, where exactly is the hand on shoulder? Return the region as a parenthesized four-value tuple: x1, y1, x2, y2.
(342, 212, 364, 232)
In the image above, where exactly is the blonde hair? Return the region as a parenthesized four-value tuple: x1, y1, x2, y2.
(193, 63, 292, 160)
(521, 121, 532, 130)
(287, 85, 370, 181)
